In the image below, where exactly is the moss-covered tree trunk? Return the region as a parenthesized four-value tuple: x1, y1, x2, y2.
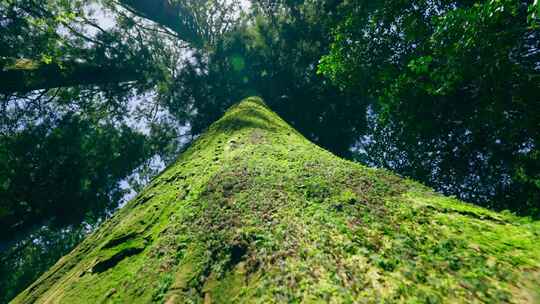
(13, 97, 540, 303)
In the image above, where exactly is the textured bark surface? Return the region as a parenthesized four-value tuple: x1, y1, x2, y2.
(12, 97, 540, 303)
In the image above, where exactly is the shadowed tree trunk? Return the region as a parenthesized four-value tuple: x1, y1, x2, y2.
(119, 0, 203, 46)
(12, 97, 540, 303)
(0, 60, 143, 95)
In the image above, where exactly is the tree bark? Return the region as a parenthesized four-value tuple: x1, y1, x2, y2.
(0, 61, 143, 95)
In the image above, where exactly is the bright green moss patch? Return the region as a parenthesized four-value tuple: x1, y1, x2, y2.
(12, 97, 540, 303)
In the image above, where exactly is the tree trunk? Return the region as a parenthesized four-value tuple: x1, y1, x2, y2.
(12, 97, 540, 303)
(119, 0, 202, 47)
(0, 61, 142, 95)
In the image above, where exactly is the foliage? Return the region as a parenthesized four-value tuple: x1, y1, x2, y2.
(319, 0, 540, 214)
(0, 115, 149, 236)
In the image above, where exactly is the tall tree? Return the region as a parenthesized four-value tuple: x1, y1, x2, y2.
(11, 98, 540, 303)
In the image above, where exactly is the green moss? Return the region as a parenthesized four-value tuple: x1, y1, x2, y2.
(12, 97, 540, 303)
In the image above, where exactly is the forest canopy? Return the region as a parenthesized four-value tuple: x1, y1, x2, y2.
(0, 0, 539, 302)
